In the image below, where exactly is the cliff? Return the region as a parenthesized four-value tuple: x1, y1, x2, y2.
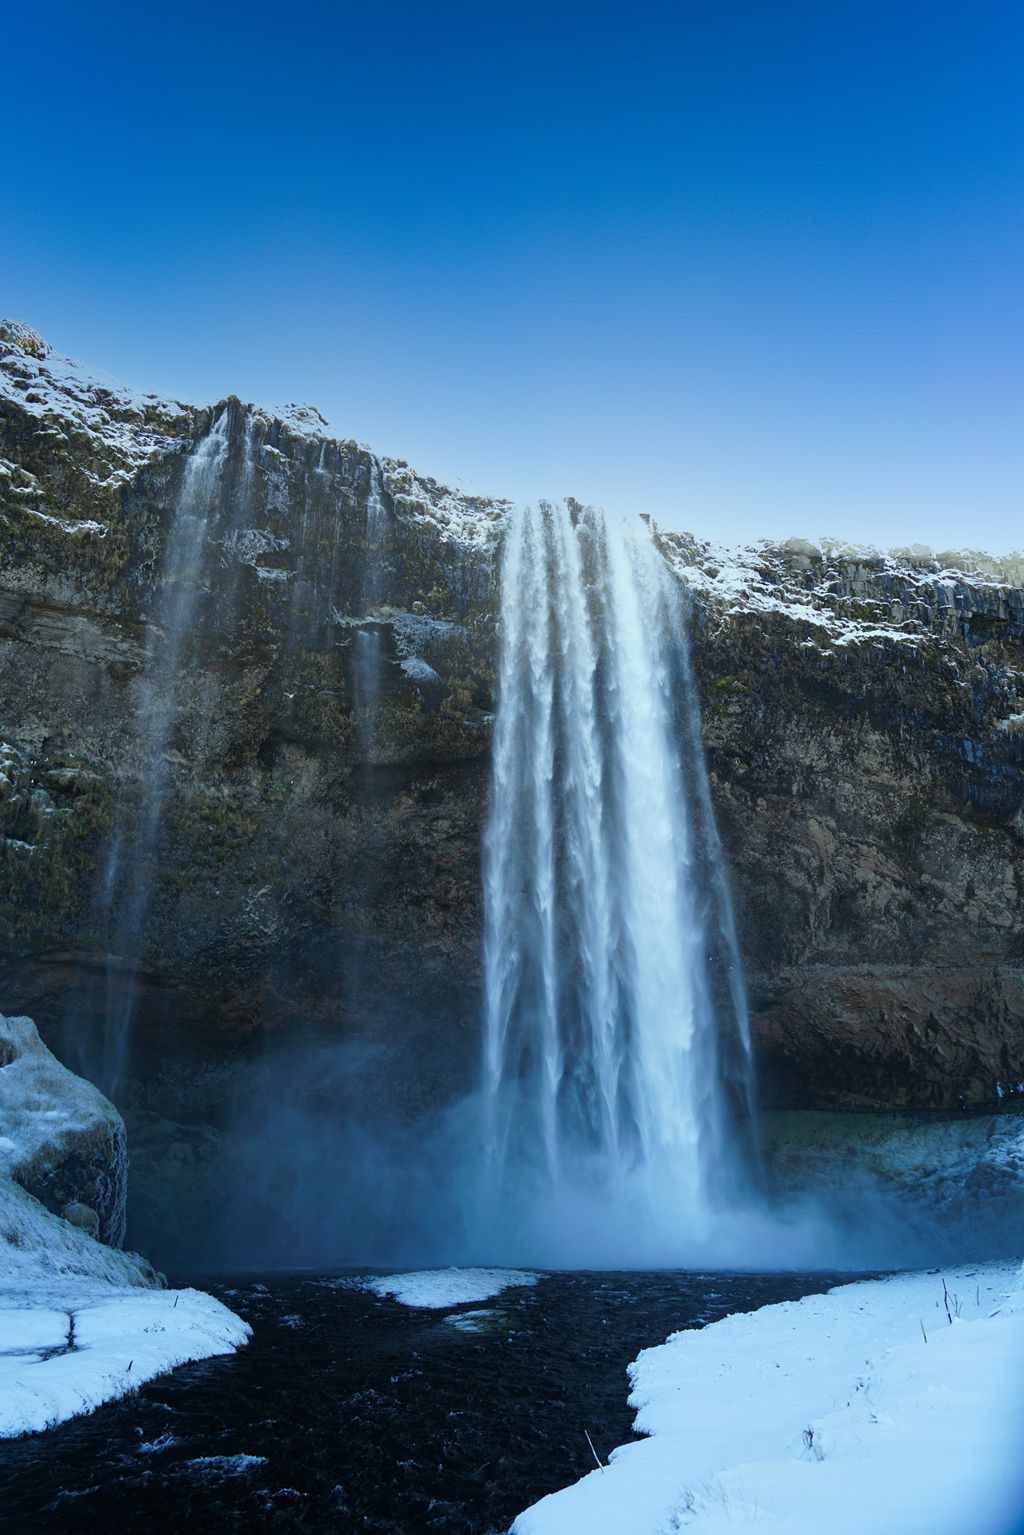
(660, 531, 1024, 1109)
(1, 319, 1021, 1144)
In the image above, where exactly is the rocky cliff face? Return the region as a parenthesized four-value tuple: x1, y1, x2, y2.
(0, 321, 505, 1123)
(1, 320, 1021, 1149)
(661, 533, 1024, 1109)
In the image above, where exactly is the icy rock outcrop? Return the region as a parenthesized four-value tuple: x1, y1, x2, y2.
(0, 1171, 157, 1297)
(0, 1013, 127, 1246)
(0, 1009, 253, 1440)
(0, 1156, 250, 1440)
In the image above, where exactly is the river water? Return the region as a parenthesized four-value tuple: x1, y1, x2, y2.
(0, 1269, 854, 1534)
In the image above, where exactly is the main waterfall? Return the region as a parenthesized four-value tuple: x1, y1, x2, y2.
(480, 501, 757, 1253)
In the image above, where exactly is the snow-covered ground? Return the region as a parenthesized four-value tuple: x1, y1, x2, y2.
(0, 1010, 250, 1439)
(0, 1174, 250, 1438)
(358, 1267, 539, 1308)
(513, 1262, 1024, 1535)
(0, 1284, 250, 1439)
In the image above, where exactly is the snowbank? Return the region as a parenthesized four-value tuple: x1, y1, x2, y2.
(0, 1175, 249, 1438)
(513, 1262, 1024, 1535)
(1, 1008, 250, 1438)
(0, 1173, 250, 1438)
(0, 1286, 250, 1439)
(359, 1267, 538, 1308)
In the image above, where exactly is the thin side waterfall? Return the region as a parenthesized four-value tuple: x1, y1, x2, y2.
(363, 454, 388, 601)
(352, 457, 388, 735)
(94, 410, 230, 1104)
(480, 501, 757, 1255)
(344, 456, 391, 1013)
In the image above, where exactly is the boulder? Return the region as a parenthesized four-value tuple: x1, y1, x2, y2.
(0, 1013, 127, 1246)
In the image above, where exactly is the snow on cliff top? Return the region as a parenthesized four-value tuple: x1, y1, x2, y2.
(659, 528, 1024, 649)
(379, 458, 512, 550)
(2, 319, 1019, 580)
(0, 320, 511, 547)
(0, 320, 194, 488)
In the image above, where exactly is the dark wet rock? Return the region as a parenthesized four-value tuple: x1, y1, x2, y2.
(61, 1200, 101, 1237)
(764, 1106, 1024, 1249)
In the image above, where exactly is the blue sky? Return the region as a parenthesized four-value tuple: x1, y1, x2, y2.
(3, 0, 1021, 549)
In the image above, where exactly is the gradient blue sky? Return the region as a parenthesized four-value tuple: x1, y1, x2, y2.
(3, 0, 1021, 549)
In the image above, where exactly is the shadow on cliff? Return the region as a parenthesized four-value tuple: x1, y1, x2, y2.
(127, 1034, 478, 1271)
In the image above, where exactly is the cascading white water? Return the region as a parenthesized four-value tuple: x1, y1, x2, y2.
(364, 455, 388, 601)
(480, 501, 757, 1254)
(352, 456, 389, 735)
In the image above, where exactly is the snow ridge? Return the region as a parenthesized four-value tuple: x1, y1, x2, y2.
(0, 320, 193, 491)
(658, 529, 1024, 651)
(513, 1261, 1024, 1535)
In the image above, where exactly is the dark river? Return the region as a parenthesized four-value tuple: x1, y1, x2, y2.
(0, 1269, 852, 1534)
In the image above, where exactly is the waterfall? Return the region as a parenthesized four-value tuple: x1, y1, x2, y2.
(363, 455, 388, 608)
(480, 501, 757, 1253)
(94, 410, 230, 1102)
(332, 453, 392, 1024)
(352, 456, 388, 742)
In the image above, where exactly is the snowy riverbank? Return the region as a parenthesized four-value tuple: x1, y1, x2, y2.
(513, 1261, 1024, 1535)
(0, 1173, 250, 1438)
(0, 1011, 249, 1438)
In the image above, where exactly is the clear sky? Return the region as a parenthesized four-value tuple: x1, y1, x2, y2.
(3, 0, 1021, 550)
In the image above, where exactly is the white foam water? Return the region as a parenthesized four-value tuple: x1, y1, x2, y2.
(479, 501, 757, 1256)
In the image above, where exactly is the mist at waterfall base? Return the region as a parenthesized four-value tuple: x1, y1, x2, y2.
(168, 1031, 1019, 1275)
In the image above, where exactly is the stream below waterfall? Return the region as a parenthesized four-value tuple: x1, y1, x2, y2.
(0, 1269, 857, 1534)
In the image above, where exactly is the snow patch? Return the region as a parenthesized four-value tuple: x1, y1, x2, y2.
(359, 1267, 539, 1309)
(443, 1308, 501, 1332)
(658, 528, 1023, 651)
(380, 459, 511, 551)
(185, 1452, 267, 1479)
(387, 610, 464, 657)
(400, 657, 442, 686)
(268, 401, 330, 437)
(22, 508, 106, 537)
(221, 527, 290, 567)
